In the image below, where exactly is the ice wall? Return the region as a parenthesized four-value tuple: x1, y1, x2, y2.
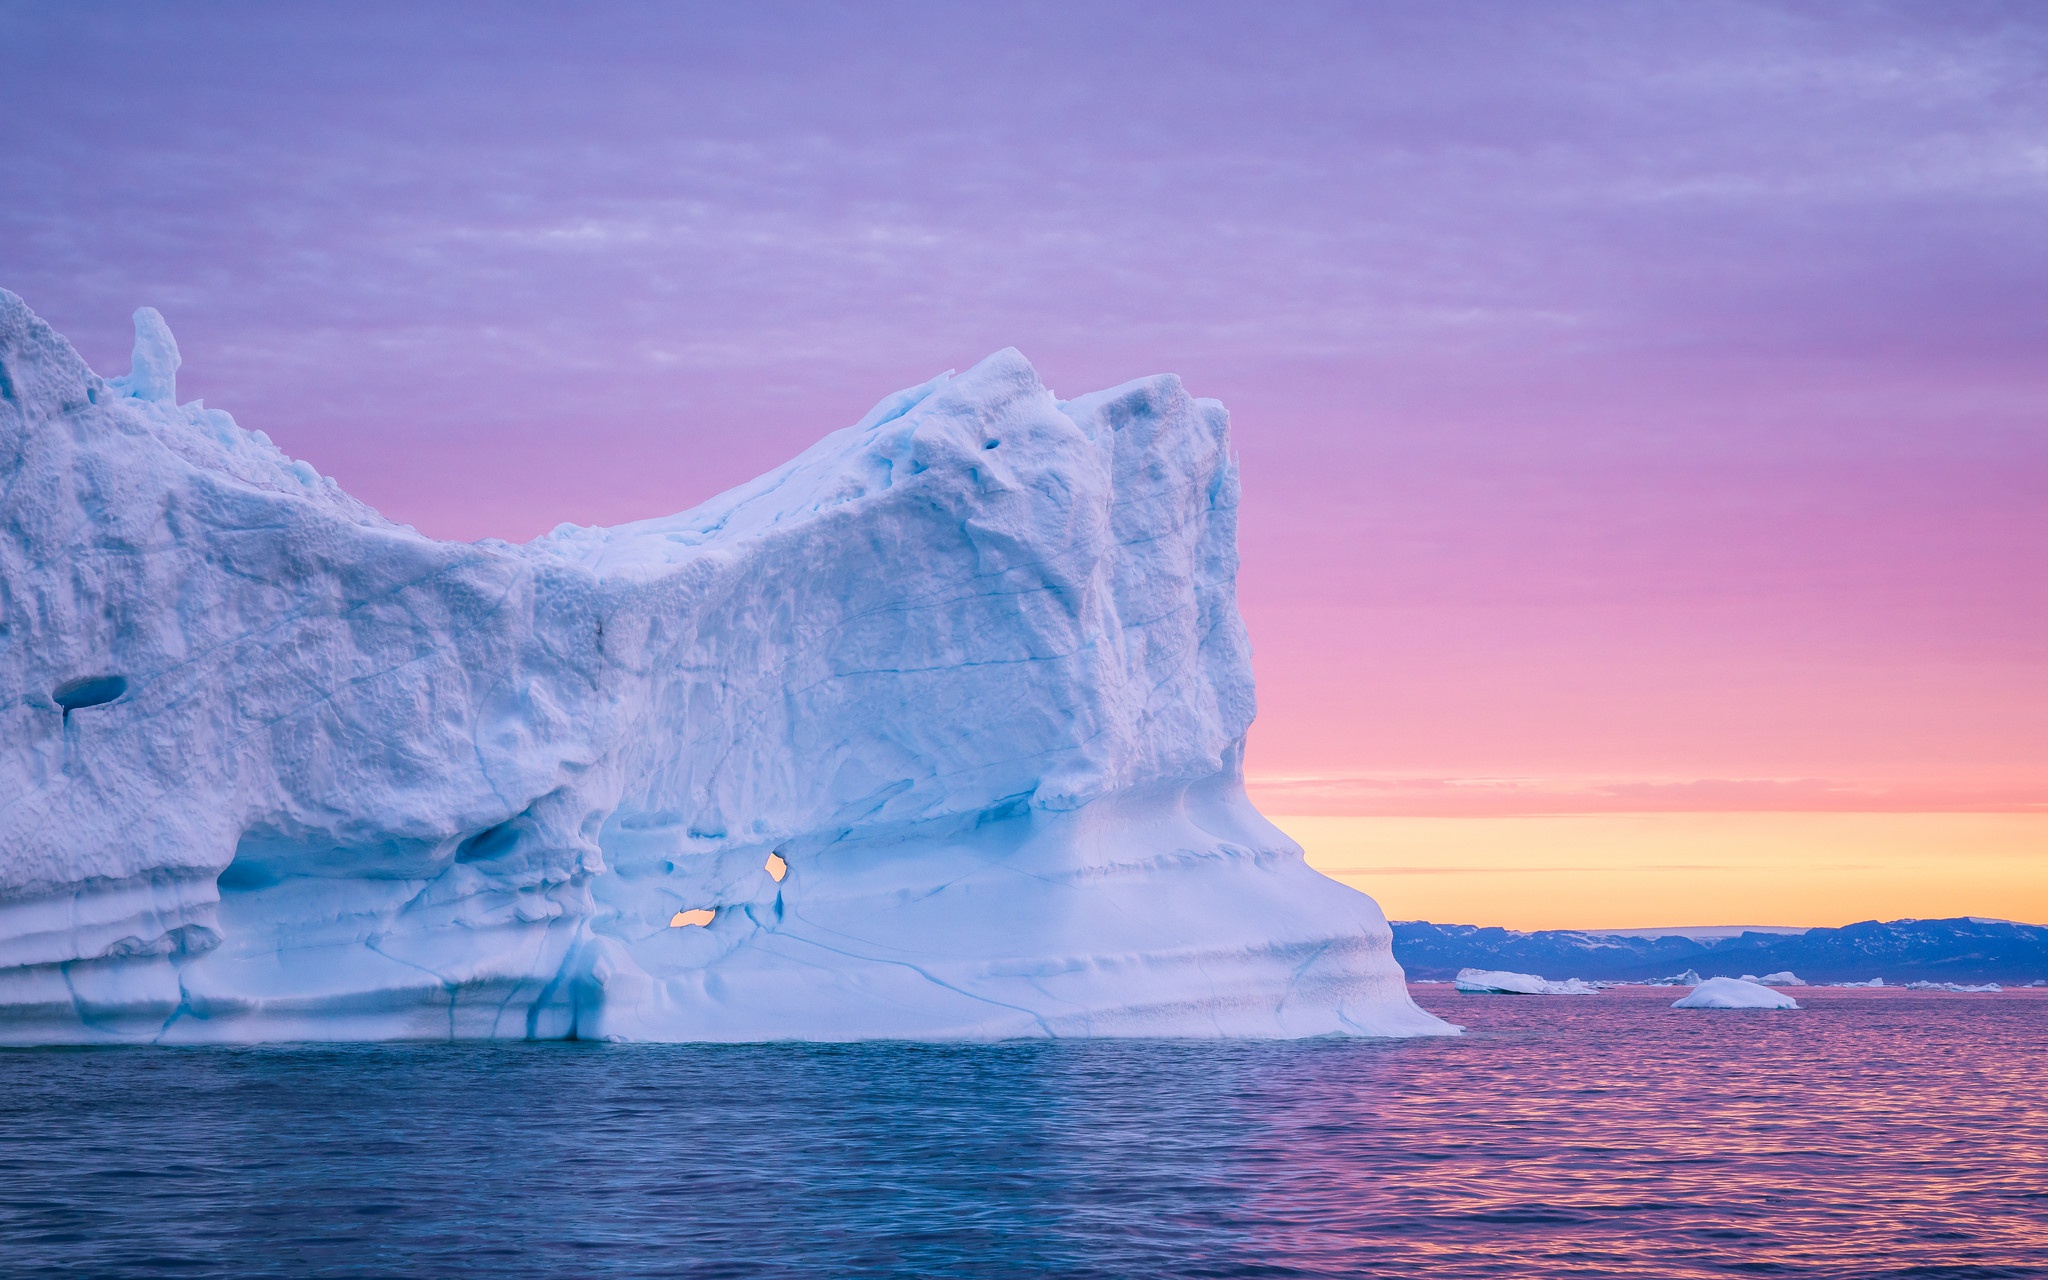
(0, 291, 1452, 1043)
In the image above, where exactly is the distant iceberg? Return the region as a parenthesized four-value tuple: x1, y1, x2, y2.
(1673, 977, 1799, 1010)
(1832, 978, 1885, 988)
(1647, 969, 1705, 987)
(1904, 981, 2002, 993)
(1453, 968, 1598, 995)
(1757, 971, 1806, 986)
(0, 294, 1457, 1045)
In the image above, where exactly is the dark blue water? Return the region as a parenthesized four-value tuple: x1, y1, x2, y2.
(3, 988, 2044, 1278)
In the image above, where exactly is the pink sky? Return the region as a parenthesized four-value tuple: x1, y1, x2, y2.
(4, 2, 2043, 825)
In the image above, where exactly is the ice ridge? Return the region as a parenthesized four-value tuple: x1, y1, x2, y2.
(0, 293, 1453, 1044)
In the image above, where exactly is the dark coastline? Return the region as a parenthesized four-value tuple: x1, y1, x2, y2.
(1393, 915, 2048, 984)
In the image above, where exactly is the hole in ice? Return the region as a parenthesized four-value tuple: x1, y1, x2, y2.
(765, 852, 787, 882)
(455, 820, 518, 862)
(983, 439, 1000, 449)
(54, 674, 127, 713)
(669, 908, 715, 928)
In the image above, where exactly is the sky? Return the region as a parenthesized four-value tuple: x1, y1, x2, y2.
(3, 1, 2043, 926)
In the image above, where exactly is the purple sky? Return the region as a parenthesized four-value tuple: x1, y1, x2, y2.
(4, 1, 2044, 814)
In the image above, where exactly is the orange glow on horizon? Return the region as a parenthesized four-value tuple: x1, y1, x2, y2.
(1275, 812, 2048, 931)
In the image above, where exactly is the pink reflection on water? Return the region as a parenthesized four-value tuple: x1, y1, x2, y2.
(1229, 987, 2048, 1276)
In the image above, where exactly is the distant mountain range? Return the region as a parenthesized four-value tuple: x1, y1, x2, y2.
(1391, 917, 2048, 985)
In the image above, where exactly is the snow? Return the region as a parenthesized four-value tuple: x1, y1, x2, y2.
(1672, 977, 1799, 1010)
(1453, 968, 1598, 995)
(0, 293, 1457, 1045)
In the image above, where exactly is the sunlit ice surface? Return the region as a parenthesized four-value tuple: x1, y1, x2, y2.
(2, 988, 2043, 1277)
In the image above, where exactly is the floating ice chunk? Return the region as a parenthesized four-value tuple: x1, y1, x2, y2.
(1758, 971, 1806, 986)
(1647, 968, 1705, 987)
(1453, 968, 1598, 995)
(1904, 981, 2001, 993)
(1832, 978, 1885, 988)
(1673, 977, 1799, 1009)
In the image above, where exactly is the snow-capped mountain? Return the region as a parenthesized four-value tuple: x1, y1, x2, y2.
(1393, 917, 2048, 985)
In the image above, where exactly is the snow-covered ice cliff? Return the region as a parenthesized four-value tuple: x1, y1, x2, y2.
(0, 293, 1453, 1044)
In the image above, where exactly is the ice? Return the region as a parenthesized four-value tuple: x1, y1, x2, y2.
(1832, 978, 1885, 988)
(1672, 977, 1800, 1010)
(1904, 981, 2002, 993)
(1646, 968, 1705, 987)
(1758, 971, 1805, 986)
(1453, 968, 1598, 995)
(106, 306, 179, 403)
(0, 293, 1457, 1044)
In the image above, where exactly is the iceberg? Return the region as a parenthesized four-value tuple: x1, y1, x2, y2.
(0, 293, 1457, 1045)
(1647, 968, 1705, 987)
(1672, 977, 1799, 1010)
(1904, 981, 2002, 993)
(1757, 971, 1806, 986)
(1453, 968, 1598, 995)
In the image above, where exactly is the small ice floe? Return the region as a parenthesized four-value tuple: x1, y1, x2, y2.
(1832, 978, 1885, 988)
(1453, 968, 1598, 995)
(1758, 971, 1806, 986)
(1904, 981, 2002, 993)
(1672, 977, 1800, 1010)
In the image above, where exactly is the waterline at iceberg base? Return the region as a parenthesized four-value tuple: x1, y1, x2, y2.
(0, 293, 1453, 1045)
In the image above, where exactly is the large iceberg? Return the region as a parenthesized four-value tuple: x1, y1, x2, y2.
(0, 294, 1455, 1045)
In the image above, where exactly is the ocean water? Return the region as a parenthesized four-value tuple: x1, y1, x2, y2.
(2, 987, 2043, 1278)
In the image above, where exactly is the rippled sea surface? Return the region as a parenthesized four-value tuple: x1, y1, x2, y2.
(3, 987, 2045, 1278)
